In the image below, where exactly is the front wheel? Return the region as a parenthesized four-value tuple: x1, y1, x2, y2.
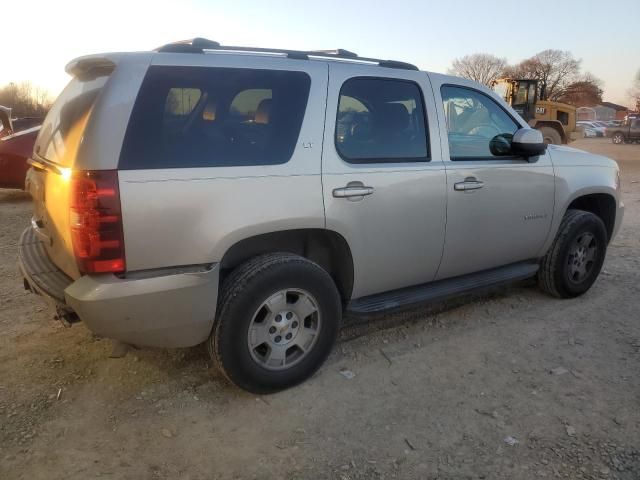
(538, 210, 608, 298)
(208, 253, 342, 394)
(612, 132, 625, 144)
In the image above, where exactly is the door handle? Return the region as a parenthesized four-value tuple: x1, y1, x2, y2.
(332, 182, 374, 199)
(454, 179, 484, 191)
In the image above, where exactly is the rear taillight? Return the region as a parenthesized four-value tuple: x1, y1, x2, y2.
(69, 170, 126, 274)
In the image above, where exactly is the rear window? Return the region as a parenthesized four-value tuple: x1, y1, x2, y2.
(35, 75, 108, 166)
(119, 66, 311, 169)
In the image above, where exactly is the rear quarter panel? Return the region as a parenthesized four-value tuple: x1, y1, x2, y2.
(118, 55, 329, 271)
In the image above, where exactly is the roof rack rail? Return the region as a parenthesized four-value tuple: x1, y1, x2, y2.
(156, 38, 419, 71)
(308, 49, 359, 59)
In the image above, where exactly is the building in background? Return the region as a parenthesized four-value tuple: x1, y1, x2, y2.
(578, 102, 629, 121)
(577, 107, 597, 121)
(576, 102, 629, 121)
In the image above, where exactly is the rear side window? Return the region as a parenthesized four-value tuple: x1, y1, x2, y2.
(230, 89, 272, 118)
(165, 88, 202, 115)
(35, 75, 109, 166)
(119, 66, 311, 169)
(335, 77, 429, 163)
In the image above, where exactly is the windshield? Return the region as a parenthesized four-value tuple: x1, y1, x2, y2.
(492, 83, 509, 102)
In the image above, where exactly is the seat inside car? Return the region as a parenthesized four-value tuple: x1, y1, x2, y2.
(254, 99, 272, 125)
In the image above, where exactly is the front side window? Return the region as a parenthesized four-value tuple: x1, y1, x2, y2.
(442, 85, 520, 160)
(119, 66, 311, 169)
(335, 77, 428, 163)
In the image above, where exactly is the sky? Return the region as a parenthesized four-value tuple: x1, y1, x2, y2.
(2, 0, 639, 107)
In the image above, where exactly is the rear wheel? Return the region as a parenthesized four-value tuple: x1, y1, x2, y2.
(538, 210, 607, 298)
(539, 126, 562, 145)
(208, 253, 342, 393)
(612, 132, 625, 144)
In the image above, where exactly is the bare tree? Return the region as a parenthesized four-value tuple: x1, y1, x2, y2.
(629, 69, 640, 111)
(557, 73, 603, 107)
(0, 81, 53, 117)
(507, 50, 581, 101)
(448, 53, 508, 86)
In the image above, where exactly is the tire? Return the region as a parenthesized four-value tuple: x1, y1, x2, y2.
(539, 126, 562, 145)
(612, 132, 625, 144)
(538, 209, 608, 298)
(208, 253, 342, 394)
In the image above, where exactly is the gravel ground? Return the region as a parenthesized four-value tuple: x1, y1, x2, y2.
(0, 138, 639, 480)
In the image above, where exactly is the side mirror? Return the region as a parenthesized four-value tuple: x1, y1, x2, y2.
(489, 134, 513, 156)
(511, 128, 547, 159)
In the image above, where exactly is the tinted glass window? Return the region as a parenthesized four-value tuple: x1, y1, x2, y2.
(230, 89, 272, 118)
(119, 66, 311, 169)
(557, 110, 569, 126)
(514, 83, 528, 105)
(335, 78, 428, 163)
(35, 75, 109, 166)
(165, 88, 202, 115)
(441, 85, 519, 159)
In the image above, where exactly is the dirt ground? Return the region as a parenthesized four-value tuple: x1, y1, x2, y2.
(1, 138, 639, 480)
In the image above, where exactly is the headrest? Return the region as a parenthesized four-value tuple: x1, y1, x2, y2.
(202, 99, 216, 121)
(376, 103, 409, 133)
(254, 99, 272, 124)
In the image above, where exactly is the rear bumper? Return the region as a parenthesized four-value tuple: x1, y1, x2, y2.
(18, 227, 74, 309)
(19, 227, 219, 348)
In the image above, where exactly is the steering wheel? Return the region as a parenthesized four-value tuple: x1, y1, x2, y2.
(468, 123, 501, 138)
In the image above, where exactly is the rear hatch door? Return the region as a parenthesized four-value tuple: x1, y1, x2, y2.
(28, 71, 111, 279)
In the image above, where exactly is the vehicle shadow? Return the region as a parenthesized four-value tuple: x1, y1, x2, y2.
(340, 280, 536, 341)
(142, 281, 537, 397)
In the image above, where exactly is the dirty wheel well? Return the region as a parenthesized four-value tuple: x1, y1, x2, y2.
(219, 229, 354, 302)
(567, 194, 616, 242)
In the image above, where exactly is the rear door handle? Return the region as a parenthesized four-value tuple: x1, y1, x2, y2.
(454, 179, 484, 191)
(332, 182, 374, 200)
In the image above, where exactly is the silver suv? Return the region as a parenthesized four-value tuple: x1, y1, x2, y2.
(19, 39, 624, 393)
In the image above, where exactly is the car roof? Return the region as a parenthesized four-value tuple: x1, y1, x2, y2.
(67, 39, 422, 76)
(70, 37, 478, 83)
(64, 42, 511, 124)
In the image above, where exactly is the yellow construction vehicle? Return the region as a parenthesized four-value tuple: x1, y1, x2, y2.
(492, 78, 577, 145)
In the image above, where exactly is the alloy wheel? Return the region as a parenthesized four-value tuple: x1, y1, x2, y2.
(567, 232, 598, 283)
(247, 288, 322, 371)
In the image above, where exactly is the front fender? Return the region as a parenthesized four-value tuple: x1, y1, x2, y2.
(541, 164, 621, 254)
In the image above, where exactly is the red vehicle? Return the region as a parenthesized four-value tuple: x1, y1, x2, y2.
(0, 106, 41, 189)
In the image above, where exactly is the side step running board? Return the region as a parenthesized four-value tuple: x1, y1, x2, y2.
(347, 262, 539, 317)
